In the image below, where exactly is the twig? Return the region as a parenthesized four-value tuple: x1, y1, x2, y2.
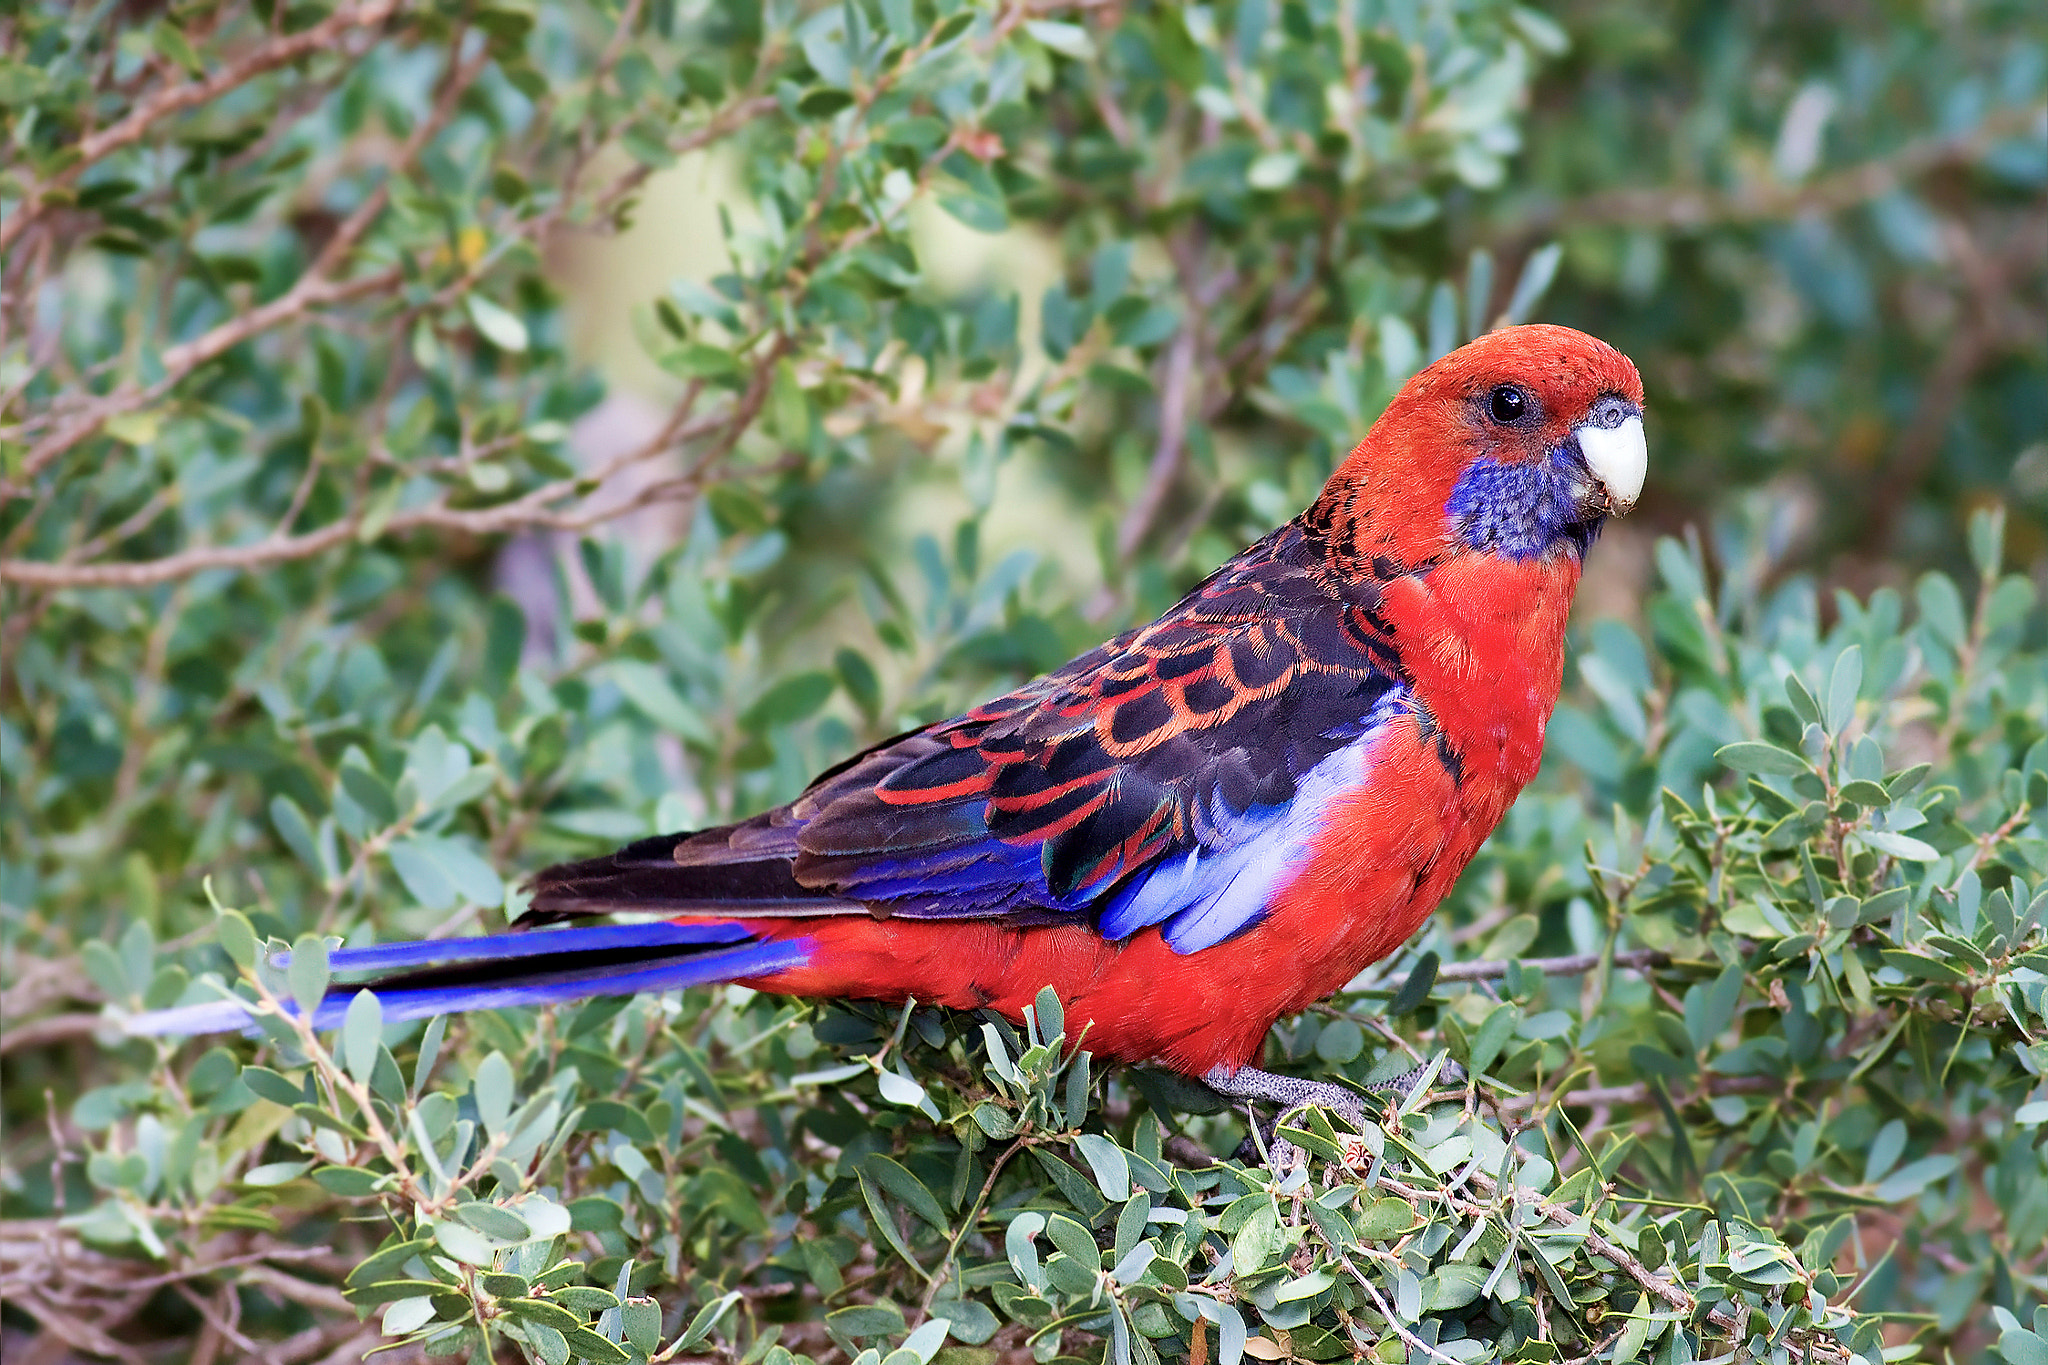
(1330, 1249, 1469, 1365)
(0, 1014, 108, 1055)
(1115, 319, 1198, 558)
(1863, 217, 2048, 549)
(918, 1137, 1032, 1315)
(1553, 104, 2043, 232)
(1497, 1074, 1777, 1115)
(7, 266, 403, 494)
(0, 402, 750, 587)
(1435, 948, 1670, 983)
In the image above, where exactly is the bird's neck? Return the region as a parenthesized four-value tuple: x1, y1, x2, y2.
(1376, 553, 1581, 787)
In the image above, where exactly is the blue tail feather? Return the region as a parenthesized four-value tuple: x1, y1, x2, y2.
(315, 920, 754, 973)
(126, 922, 811, 1037)
(307, 937, 814, 1027)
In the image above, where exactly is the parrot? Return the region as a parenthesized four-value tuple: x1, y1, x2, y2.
(135, 323, 1647, 1126)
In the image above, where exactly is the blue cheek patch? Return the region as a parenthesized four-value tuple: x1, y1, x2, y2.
(1445, 451, 1591, 559)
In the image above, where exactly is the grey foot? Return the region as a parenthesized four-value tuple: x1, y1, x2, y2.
(1201, 1065, 1369, 1169)
(1366, 1056, 1468, 1098)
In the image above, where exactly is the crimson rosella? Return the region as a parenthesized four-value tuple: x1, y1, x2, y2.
(139, 323, 1647, 1120)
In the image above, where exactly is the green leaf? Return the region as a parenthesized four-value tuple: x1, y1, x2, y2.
(568, 1196, 626, 1231)
(314, 1165, 383, 1196)
(270, 796, 327, 876)
(578, 1100, 657, 1143)
(2001, 1330, 2048, 1365)
(1425, 1264, 1487, 1311)
(562, 1325, 631, 1364)
(1361, 193, 1438, 229)
(1467, 1003, 1519, 1077)
(104, 409, 164, 445)
(242, 1065, 306, 1107)
(287, 935, 330, 1017)
(218, 909, 258, 970)
(834, 648, 882, 720)
(1023, 19, 1095, 58)
(1354, 1196, 1419, 1239)
(1826, 645, 1863, 733)
(829, 1303, 907, 1340)
(388, 836, 502, 910)
(1073, 1134, 1131, 1200)
(342, 990, 382, 1086)
(339, 764, 397, 826)
(1032, 985, 1065, 1043)
(1879, 949, 1967, 983)
(610, 661, 713, 744)
(467, 294, 530, 352)
(1044, 1213, 1099, 1268)
(1315, 1018, 1364, 1064)
(1917, 572, 1967, 648)
(1716, 742, 1809, 775)
(483, 594, 526, 690)
(740, 671, 835, 731)
(346, 1236, 436, 1287)
(555, 1286, 620, 1312)
(856, 1154, 950, 1234)
(674, 1292, 740, 1351)
(386, 838, 457, 911)
(502, 1297, 584, 1331)
(345, 1277, 448, 1305)
(1860, 830, 1940, 862)
(875, 1067, 932, 1111)
(433, 1218, 502, 1266)
(1247, 152, 1301, 190)
(475, 1051, 513, 1138)
(1502, 242, 1564, 324)
(243, 1160, 312, 1186)
(1389, 951, 1439, 1014)
(936, 192, 1008, 234)
(621, 1298, 662, 1356)
(1873, 1154, 1957, 1202)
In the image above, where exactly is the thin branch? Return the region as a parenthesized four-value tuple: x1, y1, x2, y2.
(0, 1014, 107, 1055)
(0, 0, 402, 255)
(7, 267, 402, 494)
(1496, 1074, 1777, 1115)
(0, 392, 760, 587)
(1553, 103, 2043, 233)
(1436, 948, 1670, 983)
(1115, 318, 1198, 558)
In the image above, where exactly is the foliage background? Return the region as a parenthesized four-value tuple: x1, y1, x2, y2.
(2, 2, 2046, 1365)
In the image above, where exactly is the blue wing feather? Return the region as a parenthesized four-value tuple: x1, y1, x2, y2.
(520, 520, 1409, 954)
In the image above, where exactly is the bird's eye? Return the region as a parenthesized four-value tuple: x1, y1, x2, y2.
(1487, 385, 1527, 424)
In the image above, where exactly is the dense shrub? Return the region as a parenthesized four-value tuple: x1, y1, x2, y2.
(2, 3, 2044, 1365)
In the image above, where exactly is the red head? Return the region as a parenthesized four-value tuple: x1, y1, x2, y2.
(1309, 324, 1646, 569)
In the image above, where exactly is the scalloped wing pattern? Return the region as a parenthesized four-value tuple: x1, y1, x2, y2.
(523, 522, 1425, 954)
(775, 521, 1414, 948)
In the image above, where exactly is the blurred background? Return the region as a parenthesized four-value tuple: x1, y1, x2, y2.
(548, 0, 2047, 624)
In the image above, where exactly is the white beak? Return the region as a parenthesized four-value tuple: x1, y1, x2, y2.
(1577, 413, 1647, 513)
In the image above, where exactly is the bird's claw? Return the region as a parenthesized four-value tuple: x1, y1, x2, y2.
(1206, 1058, 1464, 1169)
(1204, 1063, 1369, 1168)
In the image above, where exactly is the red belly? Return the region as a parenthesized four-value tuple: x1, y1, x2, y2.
(742, 712, 1498, 1074)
